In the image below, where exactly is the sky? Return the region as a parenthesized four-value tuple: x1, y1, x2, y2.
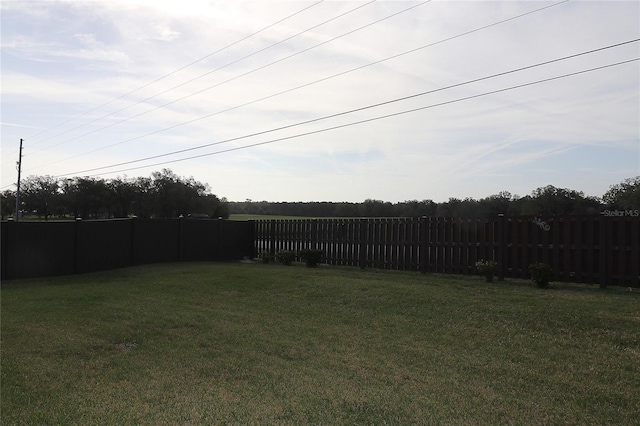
(1, 0, 639, 203)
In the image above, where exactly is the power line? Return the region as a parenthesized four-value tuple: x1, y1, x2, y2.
(53, 57, 638, 179)
(23, 0, 325, 146)
(30, 0, 426, 156)
(42, 38, 638, 176)
(29, 0, 567, 170)
(27, 1, 378, 152)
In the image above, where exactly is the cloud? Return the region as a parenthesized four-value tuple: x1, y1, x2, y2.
(1, 0, 638, 201)
(0, 122, 48, 130)
(153, 25, 181, 41)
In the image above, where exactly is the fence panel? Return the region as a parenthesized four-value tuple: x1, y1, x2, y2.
(182, 219, 219, 261)
(1, 221, 76, 279)
(1, 221, 7, 280)
(219, 220, 254, 260)
(76, 219, 132, 273)
(254, 215, 639, 287)
(133, 219, 180, 265)
(2, 217, 255, 280)
(609, 216, 639, 286)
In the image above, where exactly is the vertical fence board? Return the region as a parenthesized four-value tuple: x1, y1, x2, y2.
(250, 215, 638, 287)
(630, 217, 639, 287)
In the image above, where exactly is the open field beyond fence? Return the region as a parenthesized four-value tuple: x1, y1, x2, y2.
(1, 262, 638, 424)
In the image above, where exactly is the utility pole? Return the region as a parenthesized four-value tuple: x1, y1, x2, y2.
(15, 138, 23, 221)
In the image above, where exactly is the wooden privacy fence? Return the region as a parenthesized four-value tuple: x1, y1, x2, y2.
(1, 218, 255, 280)
(255, 215, 640, 288)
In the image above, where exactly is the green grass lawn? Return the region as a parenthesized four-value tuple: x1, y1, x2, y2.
(2, 263, 639, 424)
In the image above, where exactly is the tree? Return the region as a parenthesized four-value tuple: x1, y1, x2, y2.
(151, 169, 201, 218)
(396, 200, 437, 217)
(63, 177, 111, 219)
(436, 197, 478, 217)
(1, 190, 16, 220)
(21, 175, 60, 220)
(477, 191, 514, 217)
(520, 185, 601, 216)
(147, 169, 228, 218)
(197, 194, 229, 218)
(361, 199, 394, 217)
(602, 176, 640, 210)
(109, 177, 138, 218)
(131, 177, 154, 218)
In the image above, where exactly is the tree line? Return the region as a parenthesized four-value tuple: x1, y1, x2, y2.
(0, 169, 228, 220)
(230, 176, 639, 218)
(2, 173, 637, 220)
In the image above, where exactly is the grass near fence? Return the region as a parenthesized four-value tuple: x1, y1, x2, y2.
(2, 262, 639, 424)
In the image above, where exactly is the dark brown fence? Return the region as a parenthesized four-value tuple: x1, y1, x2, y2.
(1, 218, 255, 280)
(4, 215, 637, 286)
(255, 215, 640, 288)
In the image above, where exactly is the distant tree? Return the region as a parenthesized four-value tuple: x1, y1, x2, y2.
(435, 198, 454, 217)
(602, 176, 640, 210)
(151, 169, 195, 218)
(131, 177, 154, 218)
(64, 177, 111, 219)
(332, 202, 360, 217)
(507, 195, 525, 216)
(109, 177, 138, 218)
(196, 194, 229, 218)
(1, 190, 16, 220)
(148, 169, 227, 218)
(419, 199, 438, 217)
(478, 191, 517, 217)
(394, 200, 437, 217)
(436, 197, 479, 217)
(21, 175, 60, 220)
(521, 185, 601, 216)
(1, 170, 230, 221)
(361, 199, 394, 217)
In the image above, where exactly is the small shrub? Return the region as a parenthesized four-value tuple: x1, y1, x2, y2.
(258, 252, 274, 264)
(275, 250, 295, 266)
(299, 249, 323, 268)
(475, 259, 498, 282)
(529, 262, 554, 288)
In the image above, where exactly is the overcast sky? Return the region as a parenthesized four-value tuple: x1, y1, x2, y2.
(1, 0, 638, 202)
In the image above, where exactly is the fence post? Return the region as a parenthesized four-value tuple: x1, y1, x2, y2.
(419, 216, 427, 274)
(358, 218, 366, 269)
(599, 215, 609, 289)
(217, 217, 223, 261)
(74, 218, 81, 274)
(178, 216, 185, 262)
(269, 220, 276, 256)
(497, 214, 505, 281)
(311, 219, 318, 250)
(130, 217, 136, 266)
(248, 219, 256, 259)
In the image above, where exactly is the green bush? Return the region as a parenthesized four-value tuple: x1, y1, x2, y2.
(257, 252, 274, 264)
(475, 259, 498, 282)
(529, 262, 554, 288)
(275, 250, 295, 266)
(299, 249, 324, 268)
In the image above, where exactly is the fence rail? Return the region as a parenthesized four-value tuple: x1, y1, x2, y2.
(255, 215, 640, 288)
